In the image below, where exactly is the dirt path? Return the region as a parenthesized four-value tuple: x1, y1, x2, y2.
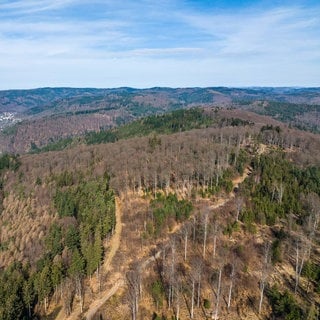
(84, 278, 125, 320)
(208, 166, 252, 211)
(84, 197, 124, 320)
(103, 197, 122, 273)
(55, 196, 123, 320)
(258, 143, 267, 155)
(56, 146, 263, 320)
(232, 166, 252, 188)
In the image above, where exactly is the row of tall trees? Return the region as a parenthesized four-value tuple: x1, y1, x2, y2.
(0, 171, 115, 318)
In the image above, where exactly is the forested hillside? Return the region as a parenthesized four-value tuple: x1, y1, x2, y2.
(0, 105, 319, 319)
(1, 87, 320, 153)
(30, 108, 253, 153)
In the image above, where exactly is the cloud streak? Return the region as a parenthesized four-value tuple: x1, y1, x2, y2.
(0, 1, 319, 89)
(0, 0, 77, 15)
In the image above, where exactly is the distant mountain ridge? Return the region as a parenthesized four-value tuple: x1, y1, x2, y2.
(1, 86, 320, 115)
(0, 86, 320, 154)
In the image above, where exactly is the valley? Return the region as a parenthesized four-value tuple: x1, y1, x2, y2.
(0, 89, 319, 320)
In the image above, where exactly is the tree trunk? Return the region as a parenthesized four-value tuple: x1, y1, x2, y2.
(259, 242, 270, 314)
(227, 263, 235, 311)
(295, 243, 300, 294)
(192, 216, 196, 242)
(197, 275, 201, 308)
(176, 292, 180, 320)
(184, 232, 188, 261)
(191, 280, 195, 319)
(96, 264, 101, 293)
(44, 297, 47, 314)
(132, 303, 136, 320)
(258, 281, 265, 314)
(203, 213, 208, 259)
(295, 239, 307, 294)
(213, 268, 222, 320)
(168, 286, 172, 309)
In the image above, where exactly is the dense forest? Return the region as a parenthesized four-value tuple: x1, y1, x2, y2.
(30, 108, 253, 153)
(249, 100, 320, 133)
(0, 105, 319, 319)
(0, 165, 115, 318)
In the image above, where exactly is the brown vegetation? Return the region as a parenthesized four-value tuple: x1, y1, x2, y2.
(0, 109, 320, 319)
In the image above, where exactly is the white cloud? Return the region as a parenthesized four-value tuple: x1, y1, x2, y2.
(127, 47, 203, 57)
(0, 2, 319, 88)
(181, 6, 320, 57)
(0, 0, 77, 15)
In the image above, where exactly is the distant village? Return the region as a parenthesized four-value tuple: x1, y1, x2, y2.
(0, 112, 20, 130)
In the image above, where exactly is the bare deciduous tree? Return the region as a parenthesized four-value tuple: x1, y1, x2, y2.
(191, 257, 203, 309)
(166, 239, 176, 310)
(126, 267, 141, 320)
(294, 237, 308, 294)
(174, 277, 181, 320)
(181, 224, 190, 262)
(62, 278, 74, 317)
(212, 267, 222, 320)
(190, 274, 195, 319)
(258, 242, 271, 314)
(203, 210, 209, 259)
(211, 219, 219, 258)
(227, 258, 236, 312)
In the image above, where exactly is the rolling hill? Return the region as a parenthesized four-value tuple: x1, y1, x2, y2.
(1, 87, 320, 154)
(0, 103, 320, 319)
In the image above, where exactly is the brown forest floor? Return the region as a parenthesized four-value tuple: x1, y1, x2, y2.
(54, 145, 266, 320)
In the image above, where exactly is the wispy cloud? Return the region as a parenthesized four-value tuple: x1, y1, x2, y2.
(0, 1, 319, 89)
(0, 0, 77, 15)
(181, 6, 320, 57)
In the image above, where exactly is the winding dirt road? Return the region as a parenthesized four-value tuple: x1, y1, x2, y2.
(55, 196, 123, 320)
(84, 197, 124, 320)
(84, 278, 125, 320)
(103, 197, 123, 274)
(56, 146, 264, 320)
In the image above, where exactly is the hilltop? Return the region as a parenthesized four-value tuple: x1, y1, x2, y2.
(1, 87, 320, 153)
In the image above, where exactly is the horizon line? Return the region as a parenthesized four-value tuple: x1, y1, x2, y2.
(1, 85, 320, 92)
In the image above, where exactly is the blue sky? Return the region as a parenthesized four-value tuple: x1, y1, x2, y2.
(0, 0, 319, 89)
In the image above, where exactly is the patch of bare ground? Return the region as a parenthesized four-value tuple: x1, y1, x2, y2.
(52, 142, 310, 320)
(85, 159, 260, 319)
